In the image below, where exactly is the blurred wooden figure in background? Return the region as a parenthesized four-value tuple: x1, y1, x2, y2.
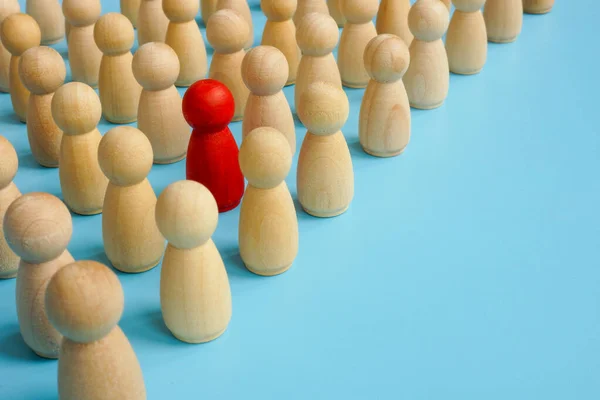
(138, 0, 169, 46)
(327, 0, 345, 27)
(120, 0, 141, 27)
(0, 135, 21, 279)
(294, 0, 328, 26)
(217, 0, 254, 49)
(376, 0, 413, 47)
(27, 0, 64, 45)
(523, 0, 554, 14)
(0, 0, 20, 93)
(483, 0, 523, 43)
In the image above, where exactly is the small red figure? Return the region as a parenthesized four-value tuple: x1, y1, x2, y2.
(182, 79, 244, 213)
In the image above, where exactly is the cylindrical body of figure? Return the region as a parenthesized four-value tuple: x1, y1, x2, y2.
(120, 0, 141, 27)
(26, 0, 64, 45)
(26, 93, 63, 167)
(376, 0, 413, 46)
(0, 135, 20, 279)
(294, 0, 328, 26)
(68, 25, 102, 87)
(327, 0, 346, 27)
(404, 40, 449, 109)
(0, 1, 20, 93)
(209, 52, 248, 121)
(483, 0, 523, 43)
(295, 54, 341, 111)
(201, 0, 219, 24)
(165, 21, 208, 87)
(242, 93, 296, 154)
(217, 0, 254, 49)
(523, 0, 554, 14)
(138, 0, 169, 45)
(446, 7, 487, 75)
(98, 53, 140, 123)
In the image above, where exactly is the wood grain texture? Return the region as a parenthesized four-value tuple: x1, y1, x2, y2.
(293, 0, 328, 27)
(446, 1, 487, 75)
(201, 0, 219, 24)
(138, 0, 169, 45)
(327, 0, 345, 27)
(483, 0, 523, 43)
(523, 0, 554, 14)
(26, 0, 64, 45)
(120, 0, 141, 27)
(217, 0, 254, 49)
(376, 0, 413, 47)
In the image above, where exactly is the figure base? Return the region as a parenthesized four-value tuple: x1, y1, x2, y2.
(34, 350, 58, 359)
(410, 100, 445, 110)
(488, 35, 518, 44)
(342, 81, 368, 89)
(0, 271, 17, 279)
(302, 205, 349, 218)
(154, 153, 187, 165)
(112, 258, 161, 274)
(450, 67, 483, 76)
(245, 263, 292, 277)
(172, 327, 227, 344)
(218, 198, 242, 213)
(363, 146, 407, 158)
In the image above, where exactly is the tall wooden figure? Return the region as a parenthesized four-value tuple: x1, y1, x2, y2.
(138, 0, 169, 45)
(239, 127, 299, 276)
(217, 0, 253, 49)
(26, 0, 64, 45)
(294, 0, 328, 26)
(3, 192, 74, 358)
(523, 0, 554, 14)
(376, 0, 413, 47)
(327, 0, 345, 27)
(0, 0, 20, 93)
(201, 0, 218, 25)
(156, 180, 232, 343)
(0, 135, 21, 279)
(120, 0, 141, 27)
(46, 261, 146, 399)
(483, 0, 522, 43)
(446, 0, 487, 75)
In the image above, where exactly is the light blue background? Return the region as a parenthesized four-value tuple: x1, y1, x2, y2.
(1, 1, 599, 399)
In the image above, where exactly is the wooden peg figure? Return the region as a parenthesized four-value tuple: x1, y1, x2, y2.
(0, 0, 20, 93)
(483, 0, 522, 43)
(156, 180, 232, 343)
(45, 261, 146, 400)
(446, 0, 487, 75)
(164, 0, 208, 87)
(338, 0, 378, 88)
(523, 0, 554, 14)
(63, 0, 103, 88)
(239, 127, 299, 276)
(294, 0, 328, 26)
(360, 34, 411, 158)
(3, 192, 75, 358)
(138, 0, 169, 45)
(206, 9, 251, 121)
(201, 0, 218, 25)
(297, 82, 353, 217)
(182, 79, 244, 213)
(327, 0, 346, 27)
(26, 0, 64, 45)
(242, 46, 295, 154)
(98, 126, 165, 273)
(95, 13, 142, 124)
(133, 42, 191, 164)
(120, 0, 141, 28)
(376, 0, 413, 47)
(0, 135, 21, 279)
(403, 0, 450, 109)
(261, 0, 301, 86)
(0, 13, 41, 122)
(295, 12, 342, 113)
(52, 82, 108, 215)
(217, 0, 253, 49)
(441, 0, 451, 10)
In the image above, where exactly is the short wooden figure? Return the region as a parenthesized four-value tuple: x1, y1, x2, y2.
(19, 46, 66, 168)
(156, 180, 232, 343)
(133, 42, 191, 164)
(523, 0, 554, 14)
(360, 34, 411, 157)
(182, 79, 244, 213)
(376, 0, 413, 47)
(63, 0, 103, 88)
(241, 46, 295, 154)
(297, 82, 353, 217)
(0, 135, 21, 279)
(201, 0, 218, 25)
(46, 260, 146, 400)
(239, 127, 299, 276)
(0, 0, 20, 93)
(217, 0, 253, 49)
(120, 0, 141, 28)
(52, 82, 108, 216)
(403, 0, 450, 109)
(138, 0, 169, 46)
(95, 13, 142, 124)
(338, 0, 379, 88)
(261, 0, 301, 86)
(327, 0, 346, 27)
(206, 9, 250, 121)
(446, 0, 487, 75)
(98, 126, 165, 273)
(3, 192, 74, 358)
(164, 0, 208, 87)
(483, 0, 522, 43)
(294, 0, 328, 26)
(0, 13, 41, 122)
(26, 0, 64, 45)
(295, 12, 342, 113)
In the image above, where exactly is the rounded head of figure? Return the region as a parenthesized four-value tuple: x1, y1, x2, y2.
(239, 127, 292, 190)
(133, 42, 180, 91)
(62, 0, 102, 27)
(452, 0, 486, 13)
(94, 12, 135, 55)
(206, 9, 249, 54)
(340, 0, 379, 24)
(52, 82, 102, 135)
(408, 0, 450, 42)
(3, 193, 72, 264)
(163, 0, 199, 23)
(182, 79, 234, 132)
(0, 13, 41, 56)
(261, 0, 296, 22)
(98, 126, 153, 186)
(296, 13, 339, 57)
(297, 82, 349, 136)
(364, 34, 410, 83)
(155, 180, 218, 249)
(45, 261, 124, 343)
(0, 135, 18, 190)
(18, 46, 66, 95)
(241, 46, 288, 96)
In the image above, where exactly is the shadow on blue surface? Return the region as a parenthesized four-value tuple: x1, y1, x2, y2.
(0, 329, 44, 362)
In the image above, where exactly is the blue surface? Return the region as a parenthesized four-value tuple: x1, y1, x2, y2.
(1, 1, 599, 399)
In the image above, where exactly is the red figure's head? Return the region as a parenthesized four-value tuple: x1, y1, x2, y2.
(182, 79, 235, 132)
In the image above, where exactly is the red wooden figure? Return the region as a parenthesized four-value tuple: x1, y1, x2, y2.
(182, 79, 244, 213)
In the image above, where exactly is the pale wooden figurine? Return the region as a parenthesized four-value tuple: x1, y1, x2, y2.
(63, 0, 103, 88)
(239, 127, 298, 276)
(133, 42, 191, 164)
(3, 192, 74, 358)
(0, 135, 21, 279)
(297, 82, 353, 217)
(446, 0, 487, 75)
(376, 0, 413, 47)
(0, 13, 41, 122)
(156, 180, 232, 343)
(295, 12, 342, 113)
(403, 0, 450, 109)
(95, 12, 142, 123)
(242, 46, 295, 154)
(138, 0, 169, 46)
(483, 0, 522, 43)
(294, 0, 328, 26)
(338, 0, 378, 88)
(52, 82, 108, 215)
(0, 0, 20, 93)
(217, 0, 253, 49)
(327, 0, 346, 27)
(201, 0, 218, 24)
(164, 0, 208, 87)
(46, 261, 146, 399)
(523, 0, 554, 14)
(120, 0, 141, 27)
(26, 0, 64, 45)
(360, 34, 411, 158)
(98, 126, 165, 273)
(442, 0, 451, 10)
(206, 9, 250, 121)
